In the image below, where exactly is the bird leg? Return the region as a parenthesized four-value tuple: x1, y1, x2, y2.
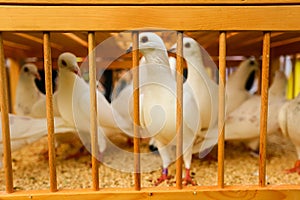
(285, 160, 300, 174)
(154, 168, 173, 186)
(182, 168, 196, 186)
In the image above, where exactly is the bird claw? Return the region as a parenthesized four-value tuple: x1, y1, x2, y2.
(285, 160, 300, 174)
(182, 176, 196, 186)
(285, 160, 300, 175)
(154, 174, 173, 186)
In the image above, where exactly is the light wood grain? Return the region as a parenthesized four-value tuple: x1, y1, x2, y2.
(88, 32, 99, 191)
(7, 58, 20, 114)
(218, 31, 226, 188)
(0, 0, 299, 4)
(1, 6, 300, 31)
(1, 186, 300, 200)
(176, 32, 183, 189)
(132, 31, 141, 191)
(43, 32, 57, 192)
(259, 32, 270, 187)
(0, 32, 14, 193)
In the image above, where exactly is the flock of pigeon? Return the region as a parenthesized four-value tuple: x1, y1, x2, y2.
(0, 32, 299, 185)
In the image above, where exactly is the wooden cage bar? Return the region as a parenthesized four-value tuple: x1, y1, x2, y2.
(88, 31, 100, 191)
(217, 31, 226, 188)
(1, 6, 300, 31)
(43, 32, 57, 192)
(259, 32, 271, 187)
(1, 2, 300, 199)
(132, 31, 141, 191)
(0, 32, 14, 193)
(175, 32, 184, 189)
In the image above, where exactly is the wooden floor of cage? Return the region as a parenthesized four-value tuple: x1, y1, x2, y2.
(1, 130, 300, 191)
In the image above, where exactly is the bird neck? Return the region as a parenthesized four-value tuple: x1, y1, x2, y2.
(185, 53, 209, 85)
(269, 79, 286, 97)
(227, 68, 252, 90)
(57, 68, 76, 90)
(18, 76, 38, 90)
(143, 49, 170, 67)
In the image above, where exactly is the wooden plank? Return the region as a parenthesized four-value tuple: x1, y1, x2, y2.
(43, 32, 57, 192)
(175, 32, 183, 189)
(259, 32, 270, 187)
(132, 31, 141, 191)
(88, 32, 99, 191)
(7, 58, 20, 114)
(0, 186, 300, 200)
(0, 0, 299, 4)
(218, 31, 226, 188)
(1, 6, 300, 31)
(0, 32, 14, 193)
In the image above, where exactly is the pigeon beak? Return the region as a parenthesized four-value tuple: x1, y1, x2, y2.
(73, 65, 81, 77)
(168, 47, 176, 53)
(126, 46, 133, 54)
(33, 72, 41, 80)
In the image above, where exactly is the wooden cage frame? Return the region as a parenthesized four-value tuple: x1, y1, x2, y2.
(1, 1, 300, 199)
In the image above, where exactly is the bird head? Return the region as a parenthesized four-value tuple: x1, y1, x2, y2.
(21, 63, 41, 80)
(58, 52, 81, 76)
(127, 32, 167, 54)
(169, 37, 201, 58)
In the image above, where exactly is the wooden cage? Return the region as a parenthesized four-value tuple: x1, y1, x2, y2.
(1, 0, 300, 199)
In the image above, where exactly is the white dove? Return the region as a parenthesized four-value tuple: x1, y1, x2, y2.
(169, 37, 219, 154)
(0, 114, 76, 167)
(30, 92, 60, 118)
(55, 52, 126, 159)
(278, 87, 300, 174)
(15, 63, 44, 116)
(224, 70, 287, 151)
(135, 32, 201, 186)
(226, 58, 259, 114)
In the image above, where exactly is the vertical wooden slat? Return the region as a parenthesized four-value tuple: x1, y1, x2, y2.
(175, 31, 183, 190)
(0, 32, 13, 193)
(43, 32, 57, 192)
(88, 31, 99, 191)
(291, 55, 296, 98)
(132, 31, 141, 191)
(259, 32, 271, 187)
(218, 31, 226, 188)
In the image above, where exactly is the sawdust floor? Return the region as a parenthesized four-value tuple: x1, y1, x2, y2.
(1, 131, 300, 191)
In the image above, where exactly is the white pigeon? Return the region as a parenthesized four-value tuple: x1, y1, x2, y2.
(224, 70, 287, 151)
(169, 37, 219, 154)
(55, 52, 126, 159)
(15, 63, 44, 116)
(135, 32, 202, 185)
(0, 114, 76, 168)
(30, 92, 60, 118)
(278, 88, 300, 174)
(226, 58, 259, 114)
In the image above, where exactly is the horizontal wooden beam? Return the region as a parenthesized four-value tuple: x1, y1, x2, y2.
(0, 6, 300, 31)
(0, 0, 299, 5)
(0, 186, 300, 200)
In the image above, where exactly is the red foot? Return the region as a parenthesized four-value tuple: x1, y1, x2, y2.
(154, 168, 173, 186)
(183, 169, 196, 186)
(285, 160, 300, 174)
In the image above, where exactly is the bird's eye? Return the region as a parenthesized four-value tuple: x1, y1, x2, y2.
(141, 36, 148, 43)
(24, 67, 29, 72)
(249, 60, 255, 65)
(185, 42, 191, 48)
(61, 59, 67, 67)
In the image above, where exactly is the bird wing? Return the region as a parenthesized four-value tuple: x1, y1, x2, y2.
(0, 114, 76, 153)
